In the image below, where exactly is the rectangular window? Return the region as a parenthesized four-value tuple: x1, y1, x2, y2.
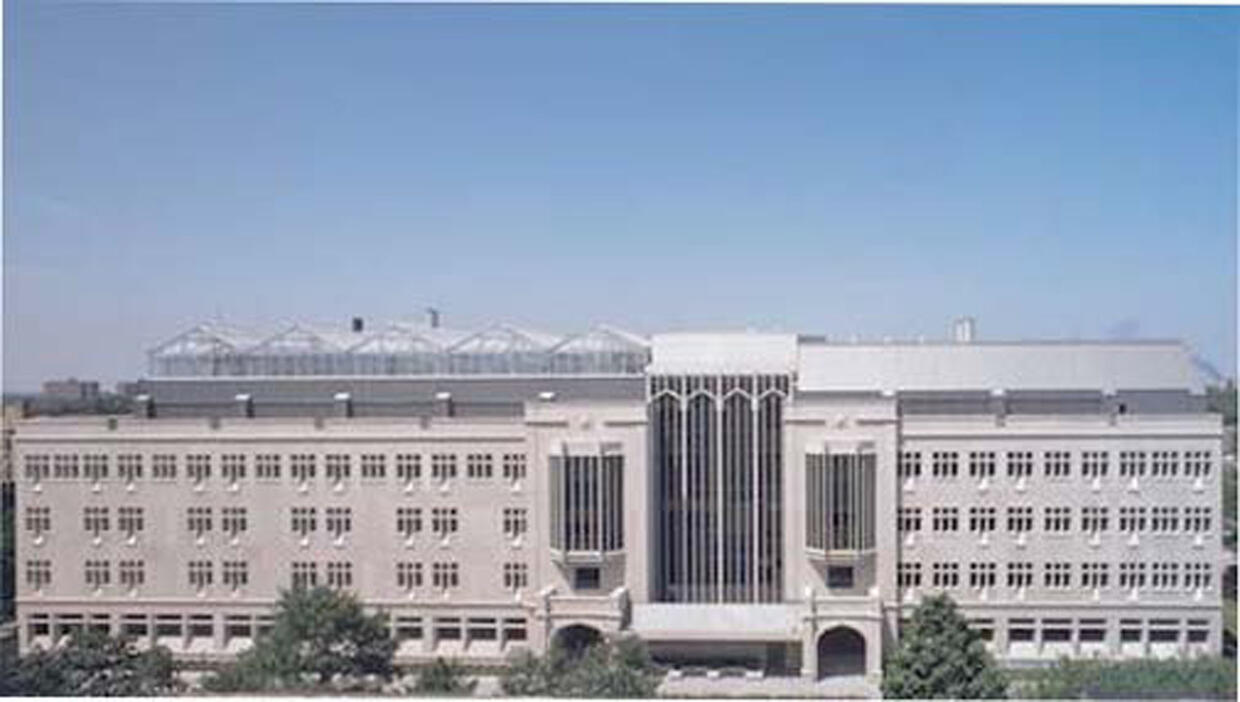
(325, 454, 351, 482)
(397, 562, 423, 590)
(1006, 451, 1033, 478)
(255, 454, 281, 480)
(396, 454, 421, 482)
(502, 507, 528, 538)
(152, 454, 177, 480)
(1185, 450, 1211, 477)
(118, 454, 143, 482)
(432, 562, 460, 589)
(188, 560, 213, 589)
(827, 566, 855, 589)
(118, 507, 144, 537)
(1081, 562, 1109, 588)
(573, 566, 601, 590)
(1044, 506, 1071, 532)
(969, 562, 997, 588)
(897, 562, 922, 587)
(968, 507, 996, 533)
(431, 454, 457, 481)
(119, 560, 145, 589)
(1119, 506, 1147, 532)
(1043, 562, 1072, 589)
(1082, 506, 1109, 534)
(435, 617, 462, 641)
(25, 507, 51, 536)
(931, 451, 958, 478)
(1006, 506, 1033, 532)
(24, 455, 50, 482)
(1185, 507, 1212, 533)
(468, 617, 498, 641)
(1185, 562, 1212, 589)
(1007, 562, 1033, 588)
(395, 616, 423, 641)
(466, 453, 493, 479)
(83, 506, 110, 536)
(502, 453, 527, 481)
(222, 507, 247, 537)
(326, 507, 352, 537)
(503, 562, 529, 590)
(291, 561, 317, 588)
(1119, 451, 1146, 477)
(326, 562, 353, 589)
(187, 507, 212, 537)
(85, 559, 110, 589)
(1151, 562, 1179, 589)
(1009, 619, 1035, 642)
(222, 561, 249, 589)
(1151, 450, 1180, 478)
(291, 507, 317, 537)
(931, 507, 959, 532)
(1043, 451, 1071, 478)
(931, 562, 959, 588)
(1082, 451, 1108, 478)
(397, 507, 423, 537)
(26, 560, 51, 589)
(222, 454, 246, 483)
(187, 454, 211, 483)
(431, 507, 459, 536)
(1151, 507, 1180, 532)
(968, 451, 995, 478)
(898, 507, 922, 532)
(361, 454, 386, 479)
(1119, 562, 1147, 589)
(53, 454, 80, 479)
(898, 451, 922, 478)
(83, 454, 108, 482)
(504, 618, 528, 642)
(291, 454, 316, 482)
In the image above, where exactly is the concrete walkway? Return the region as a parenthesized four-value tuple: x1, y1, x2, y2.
(658, 673, 879, 699)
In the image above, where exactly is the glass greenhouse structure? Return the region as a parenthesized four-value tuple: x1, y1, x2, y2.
(147, 321, 651, 377)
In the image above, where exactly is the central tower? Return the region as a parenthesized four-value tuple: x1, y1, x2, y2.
(649, 373, 790, 602)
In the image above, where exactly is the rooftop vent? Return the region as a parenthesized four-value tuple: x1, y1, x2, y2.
(952, 316, 976, 343)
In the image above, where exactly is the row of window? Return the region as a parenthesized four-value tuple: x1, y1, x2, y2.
(27, 505, 530, 540)
(898, 450, 1211, 479)
(898, 506, 1211, 534)
(23, 452, 528, 484)
(24, 612, 529, 646)
(27, 559, 531, 592)
(958, 617, 1213, 646)
(898, 561, 1214, 590)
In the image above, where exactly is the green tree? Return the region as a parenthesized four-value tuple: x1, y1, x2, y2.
(0, 628, 179, 696)
(500, 634, 661, 698)
(412, 657, 476, 695)
(881, 594, 1007, 699)
(204, 585, 395, 692)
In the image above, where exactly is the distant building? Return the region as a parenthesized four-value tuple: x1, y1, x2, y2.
(10, 317, 1226, 682)
(40, 379, 100, 402)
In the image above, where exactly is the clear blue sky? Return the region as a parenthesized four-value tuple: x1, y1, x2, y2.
(3, 3, 1236, 391)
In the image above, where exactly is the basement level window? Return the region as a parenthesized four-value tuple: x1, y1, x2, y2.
(574, 567, 601, 591)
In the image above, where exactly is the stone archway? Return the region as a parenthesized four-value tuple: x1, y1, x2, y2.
(553, 624, 604, 658)
(817, 626, 866, 678)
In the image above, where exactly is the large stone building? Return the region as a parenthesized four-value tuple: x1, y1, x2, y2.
(11, 318, 1226, 681)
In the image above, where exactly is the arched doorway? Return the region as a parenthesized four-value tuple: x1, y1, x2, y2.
(553, 624, 603, 658)
(817, 626, 866, 678)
